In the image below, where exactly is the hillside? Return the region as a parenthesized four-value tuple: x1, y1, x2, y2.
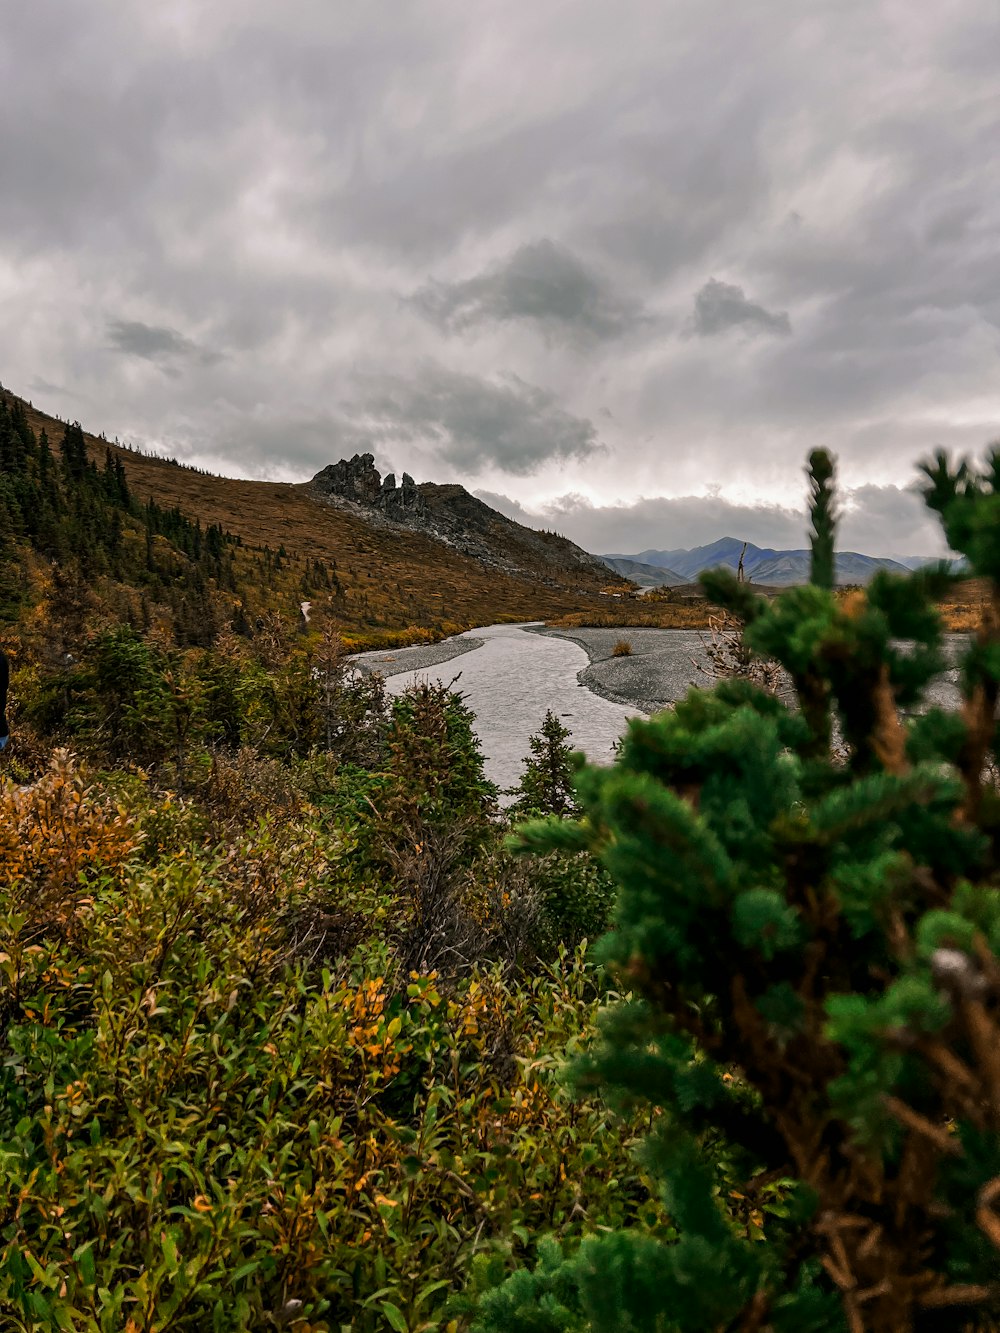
(3, 387, 623, 648)
(309, 451, 610, 588)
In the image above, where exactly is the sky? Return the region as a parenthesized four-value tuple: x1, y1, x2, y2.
(2, 1, 998, 557)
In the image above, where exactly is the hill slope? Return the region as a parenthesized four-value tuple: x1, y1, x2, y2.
(3, 387, 622, 648)
(309, 452, 610, 588)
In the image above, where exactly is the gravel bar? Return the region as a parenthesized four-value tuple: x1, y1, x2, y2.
(351, 635, 486, 679)
(528, 626, 713, 713)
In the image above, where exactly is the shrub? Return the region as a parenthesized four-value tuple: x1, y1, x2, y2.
(0, 811, 654, 1331)
(482, 447, 1000, 1332)
(611, 639, 633, 657)
(0, 749, 137, 945)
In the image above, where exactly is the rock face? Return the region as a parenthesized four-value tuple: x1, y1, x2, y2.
(312, 454, 427, 520)
(309, 454, 611, 589)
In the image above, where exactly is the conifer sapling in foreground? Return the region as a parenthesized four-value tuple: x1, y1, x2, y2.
(476, 447, 1000, 1333)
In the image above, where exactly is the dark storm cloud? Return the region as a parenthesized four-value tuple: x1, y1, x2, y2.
(690, 280, 791, 338)
(107, 320, 219, 367)
(355, 366, 603, 475)
(411, 240, 643, 341)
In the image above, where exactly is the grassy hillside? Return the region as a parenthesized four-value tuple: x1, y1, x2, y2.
(7, 389, 623, 650)
(3, 386, 982, 648)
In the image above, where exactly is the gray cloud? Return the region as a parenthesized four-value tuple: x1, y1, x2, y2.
(1, 1, 998, 527)
(690, 279, 792, 338)
(107, 320, 219, 367)
(354, 366, 603, 475)
(537, 492, 805, 555)
(837, 483, 944, 557)
(411, 240, 642, 341)
(475, 482, 948, 560)
(474, 490, 538, 525)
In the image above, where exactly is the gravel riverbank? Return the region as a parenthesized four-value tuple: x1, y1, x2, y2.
(355, 623, 971, 724)
(354, 623, 714, 715)
(528, 626, 712, 712)
(351, 634, 486, 679)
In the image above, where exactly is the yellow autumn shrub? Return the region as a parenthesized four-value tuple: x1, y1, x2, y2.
(0, 749, 137, 939)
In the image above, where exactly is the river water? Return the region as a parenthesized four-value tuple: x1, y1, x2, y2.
(355, 624, 970, 795)
(356, 623, 641, 792)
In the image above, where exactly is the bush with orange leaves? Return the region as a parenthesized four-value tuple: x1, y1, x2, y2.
(0, 749, 137, 942)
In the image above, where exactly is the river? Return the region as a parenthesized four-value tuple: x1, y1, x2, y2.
(354, 623, 970, 796)
(354, 623, 709, 792)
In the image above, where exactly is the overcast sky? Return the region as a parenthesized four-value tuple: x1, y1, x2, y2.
(3, 1, 998, 556)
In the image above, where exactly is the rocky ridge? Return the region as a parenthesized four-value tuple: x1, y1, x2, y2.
(311, 453, 612, 589)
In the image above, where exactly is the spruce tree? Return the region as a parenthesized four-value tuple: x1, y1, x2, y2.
(508, 712, 616, 953)
(509, 709, 579, 819)
(475, 448, 1000, 1333)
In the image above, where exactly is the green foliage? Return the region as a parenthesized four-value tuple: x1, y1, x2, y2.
(386, 682, 497, 832)
(490, 448, 1000, 1331)
(807, 448, 837, 591)
(508, 713, 615, 955)
(0, 742, 658, 1332)
(509, 710, 578, 822)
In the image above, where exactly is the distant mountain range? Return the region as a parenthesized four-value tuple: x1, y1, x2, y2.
(599, 556, 691, 587)
(602, 537, 951, 587)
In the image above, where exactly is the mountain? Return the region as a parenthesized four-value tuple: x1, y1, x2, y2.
(606, 537, 914, 586)
(599, 556, 691, 587)
(894, 554, 968, 573)
(310, 452, 611, 587)
(2, 387, 622, 648)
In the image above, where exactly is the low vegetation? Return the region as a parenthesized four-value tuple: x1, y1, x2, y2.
(551, 581, 982, 635)
(549, 603, 716, 631)
(3, 381, 999, 1333)
(0, 674, 644, 1332)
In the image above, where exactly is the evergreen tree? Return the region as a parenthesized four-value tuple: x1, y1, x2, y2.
(508, 713, 615, 954)
(508, 709, 578, 819)
(477, 448, 1000, 1333)
(59, 421, 88, 482)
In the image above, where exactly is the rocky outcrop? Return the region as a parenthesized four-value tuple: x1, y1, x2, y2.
(309, 454, 613, 590)
(312, 455, 424, 522)
(312, 454, 427, 521)
(380, 469, 423, 513)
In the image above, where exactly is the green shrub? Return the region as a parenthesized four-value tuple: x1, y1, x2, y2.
(508, 713, 615, 955)
(0, 730, 657, 1330)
